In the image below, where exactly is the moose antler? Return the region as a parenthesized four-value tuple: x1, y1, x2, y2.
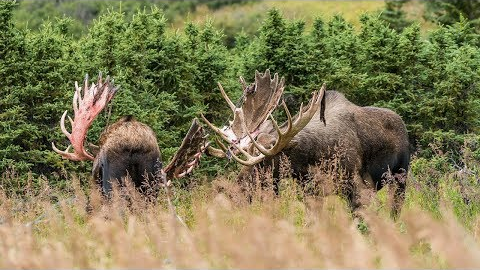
(201, 70, 284, 155)
(164, 118, 209, 179)
(236, 70, 285, 138)
(201, 70, 326, 166)
(52, 73, 119, 161)
(238, 85, 326, 165)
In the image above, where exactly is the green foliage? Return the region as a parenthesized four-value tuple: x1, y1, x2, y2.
(0, 2, 234, 188)
(380, 0, 412, 32)
(406, 142, 480, 227)
(2, 2, 480, 193)
(423, 0, 480, 30)
(12, 0, 257, 38)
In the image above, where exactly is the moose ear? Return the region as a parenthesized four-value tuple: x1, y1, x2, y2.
(87, 143, 100, 157)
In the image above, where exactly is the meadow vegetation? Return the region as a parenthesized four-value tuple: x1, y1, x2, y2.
(2, 0, 480, 267)
(2, 150, 480, 268)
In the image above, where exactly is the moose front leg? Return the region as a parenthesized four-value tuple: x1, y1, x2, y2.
(390, 171, 407, 220)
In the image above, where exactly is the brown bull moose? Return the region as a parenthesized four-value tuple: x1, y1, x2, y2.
(52, 74, 207, 196)
(201, 70, 410, 217)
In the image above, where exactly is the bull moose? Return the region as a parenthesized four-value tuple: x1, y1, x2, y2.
(52, 74, 207, 196)
(201, 70, 410, 217)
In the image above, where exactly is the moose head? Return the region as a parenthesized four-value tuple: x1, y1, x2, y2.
(201, 69, 325, 166)
(52, 74, 207, 195)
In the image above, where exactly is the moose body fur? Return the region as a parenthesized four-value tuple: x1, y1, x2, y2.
(262, 90, 410, 215)
(92, 116, 162, 195)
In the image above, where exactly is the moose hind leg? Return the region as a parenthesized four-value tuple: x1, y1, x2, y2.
(390, 175, 406, 220)
(348, 173, 376, 214)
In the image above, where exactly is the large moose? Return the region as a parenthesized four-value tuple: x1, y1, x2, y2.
(201, 70, 410, 217)
(52, 74, 207, 196)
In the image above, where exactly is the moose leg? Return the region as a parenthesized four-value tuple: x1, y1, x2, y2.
(349, 173, 376, 213)
(98, 154, 113, 196)
(236, 165, 255, 203)
(390, 173, 407, 219)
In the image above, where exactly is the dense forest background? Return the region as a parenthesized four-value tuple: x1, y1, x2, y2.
(1, 0, 480, 190)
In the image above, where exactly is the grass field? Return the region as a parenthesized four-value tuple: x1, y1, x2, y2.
(173, 0, 434, 33)
(2, 152, 480, 268)
(180, 1, 384, 26)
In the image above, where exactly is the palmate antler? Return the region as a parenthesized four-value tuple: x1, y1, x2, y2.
(201, 70, 285, 155)
(164, 118, 209, 179)
(52, 74, 119, 161)
(201, 70, 326, 166)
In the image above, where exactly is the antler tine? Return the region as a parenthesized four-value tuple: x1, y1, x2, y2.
(267, 100, 292, 138)
(239, 76, 248, 90)
(271, 72, 279, 89)
(264, 69, 271, 79)
(255, 70, 262, 82)
(200, 113, 236, 144)
(279, 76, 285, 89)
(52, 143, 73, 159)
(272, 72, 278, 81)
(214, 135, 264, 166)
(218, 82, 236, 113)
(59, 110, 71, 138)
(206, 144, 227, 158)
(83, 73, 89, 100)
(93, 74, 113, 104)
(241, 86, 325, 161)
(73, 81, 81, 114)
(98, 71, 103, 85)
(105, 75, 110, 85)
(296, 102, 305, 125)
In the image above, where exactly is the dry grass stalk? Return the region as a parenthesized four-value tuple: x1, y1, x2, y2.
(0, 171, 480, 268)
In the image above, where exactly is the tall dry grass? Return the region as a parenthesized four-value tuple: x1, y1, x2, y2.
(1, 170, 480, 269)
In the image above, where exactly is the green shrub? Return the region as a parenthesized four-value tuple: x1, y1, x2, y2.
(1, 2, 480, 192)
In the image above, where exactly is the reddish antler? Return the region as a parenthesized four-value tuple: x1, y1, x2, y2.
(52, 74, 119, 161)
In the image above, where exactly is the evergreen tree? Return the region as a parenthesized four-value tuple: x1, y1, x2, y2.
(380, 0, 412, 32)
(424, 0, 480, 30)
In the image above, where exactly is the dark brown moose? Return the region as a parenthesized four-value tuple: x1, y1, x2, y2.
(52, 74, 207, 196)
(201, 70, 410, 217)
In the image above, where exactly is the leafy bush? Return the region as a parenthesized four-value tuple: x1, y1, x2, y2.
(0, 2, 235, 188)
